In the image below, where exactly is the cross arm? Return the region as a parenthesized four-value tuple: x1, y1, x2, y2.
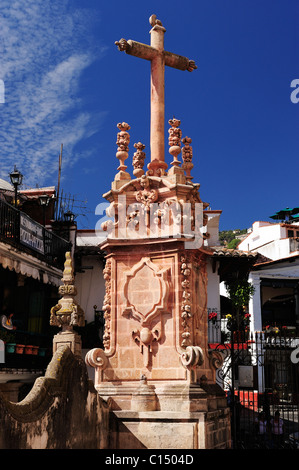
(115, 38, 157, 62)
(164, 50, 197, 72)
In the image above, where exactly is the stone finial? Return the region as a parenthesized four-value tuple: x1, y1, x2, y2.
(115, 38, 129, 52)
(132, 142, 146, 178)
(149, 14, 163, 28)
(181, 136, 194, 182)
(168, 118, 182, 167)
(187, 60, 197, 72)
(50, 252, 84, 333)
(114, 122, 131, 183)
(116, 122, 130, 170)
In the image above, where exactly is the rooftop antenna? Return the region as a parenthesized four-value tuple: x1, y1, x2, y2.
(56, 143, 63, 218)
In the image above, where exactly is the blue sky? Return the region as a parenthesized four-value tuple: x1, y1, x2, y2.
(0, 0, 298, 231)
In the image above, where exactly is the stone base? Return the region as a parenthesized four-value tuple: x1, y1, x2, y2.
(97, 380, 231, 449)
(109, 409, 231, 449)
(166, 165, 186, 184)
(96, 380, 227, 413)
(53, 331, 82, 357)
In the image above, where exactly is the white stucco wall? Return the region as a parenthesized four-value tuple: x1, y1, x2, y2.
(206, 260, 221, 313)
(252, 238, 295, 261)
(75, 255, 105, 324)
(238, 221, 299, 261)
(238, 222, 286, 253)
(204, 211, 222, 247)
(75, 229, 106, 324)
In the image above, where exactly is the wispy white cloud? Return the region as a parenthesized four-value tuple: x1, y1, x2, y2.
(0, 0, 105, 187)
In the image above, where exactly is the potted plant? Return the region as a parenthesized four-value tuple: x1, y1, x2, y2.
(15, 332, 27, 354)
(208, 311, 218, 324)
(31, 345, 39, 355)
(0, 330, 16, 354)
(0, 330, 16, 353)
(24, 344, 33, 354)
(225, 278, 255, 341)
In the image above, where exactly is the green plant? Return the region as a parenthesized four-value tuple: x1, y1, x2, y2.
(225, 279, 255, 332)
(225, 279, 255, 309)
(0, 329, 16, 343)
(227, 238, 240, 249)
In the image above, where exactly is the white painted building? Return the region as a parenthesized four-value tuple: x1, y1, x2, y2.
(204, 210, 222, 316)
(75, 229, 106, 325)
(238, 220, 299, 261)
(238, 220, 299, 334)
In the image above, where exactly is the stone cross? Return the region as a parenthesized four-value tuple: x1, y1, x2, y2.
(115, 14, 197, 176)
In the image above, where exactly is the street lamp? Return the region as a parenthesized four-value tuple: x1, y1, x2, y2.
(9, 165, 23, 208)
(39, 194, 50, 226)
(64, 210, 75, 223)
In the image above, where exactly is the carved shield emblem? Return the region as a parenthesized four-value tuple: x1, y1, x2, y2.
(123, 257, 170, 325)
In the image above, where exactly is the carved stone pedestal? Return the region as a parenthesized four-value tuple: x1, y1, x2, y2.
(93, 379, 231, 449)
(109, 408, 231, 449)
(85, 234, 231, 449)
(53, 331, 82, 357)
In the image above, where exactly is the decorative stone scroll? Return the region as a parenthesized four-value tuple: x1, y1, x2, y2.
(180, 345, 204, 384)
(209, 350, 224, 370)
(180, 346, 204, 369)
(85, 347, 108, 371)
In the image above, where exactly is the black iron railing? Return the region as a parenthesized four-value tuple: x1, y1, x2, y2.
(0, 199, 71, 270)
(209, 325, 299, 449)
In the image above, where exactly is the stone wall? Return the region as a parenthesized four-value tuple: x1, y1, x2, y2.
(0, 345, 111, 449)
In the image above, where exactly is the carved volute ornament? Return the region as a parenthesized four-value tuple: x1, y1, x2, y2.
(50, 252, 84, 332)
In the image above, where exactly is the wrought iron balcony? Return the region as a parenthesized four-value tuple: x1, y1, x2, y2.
(0, 199, 71, 270)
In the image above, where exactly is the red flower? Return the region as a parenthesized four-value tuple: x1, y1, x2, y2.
(208, 312, 218, 321)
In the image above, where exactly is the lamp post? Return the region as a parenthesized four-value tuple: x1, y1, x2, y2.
(64, 210, 75, 224)
(9, 165, 23, 208)
(39, 194, 50, 226)
(64, 210, 75, 249)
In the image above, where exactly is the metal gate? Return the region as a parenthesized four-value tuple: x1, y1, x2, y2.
(214, 330, 299, 449)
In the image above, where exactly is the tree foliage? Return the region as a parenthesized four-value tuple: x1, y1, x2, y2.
(219, 229, 247, 246)
(225, 279, 255, 309)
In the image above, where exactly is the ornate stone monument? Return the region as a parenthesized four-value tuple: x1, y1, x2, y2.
(86, 15, 230, 449)
(50, 252, 85, 357)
